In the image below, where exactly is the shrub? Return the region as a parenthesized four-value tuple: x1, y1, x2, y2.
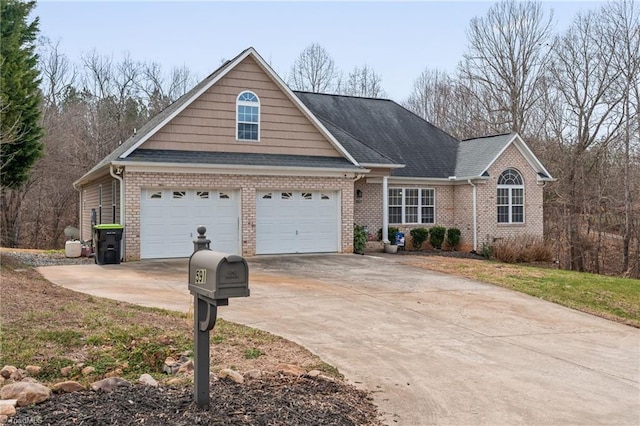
(480, 242, 494, 259)
(377, 226, 400, 244)
(409, 228, 429, 250)
(429, 226, 446, 249)
(353, 224, 367, 254)
(446, 228, 461, 250)
(492, 235, 553, 263)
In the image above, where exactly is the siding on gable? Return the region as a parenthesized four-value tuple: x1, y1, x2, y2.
(80, 174, 120, 242)
(140, 56, 342, 158)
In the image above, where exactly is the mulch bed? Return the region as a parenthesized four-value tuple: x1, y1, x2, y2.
(13, 375, 381, 425)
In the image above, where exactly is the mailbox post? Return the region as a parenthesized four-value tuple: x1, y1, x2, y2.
(188, 226, 250, 407)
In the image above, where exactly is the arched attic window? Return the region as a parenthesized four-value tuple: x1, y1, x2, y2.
(236, 91, 260, 141)
(497, 168, 524, 223)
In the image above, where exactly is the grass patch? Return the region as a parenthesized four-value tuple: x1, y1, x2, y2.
(0, 253, 341, 386)
(405, 256, 640, 327)
(244, 348, 262, 359)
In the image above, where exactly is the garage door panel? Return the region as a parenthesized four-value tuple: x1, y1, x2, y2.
(256, 190, 339, 255)
(140, 189, 239, 259)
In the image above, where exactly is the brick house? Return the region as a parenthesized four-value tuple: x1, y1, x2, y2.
(74, 47, 554, 261)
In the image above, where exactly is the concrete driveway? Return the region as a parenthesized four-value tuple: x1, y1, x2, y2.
(39, 254, 640, 425)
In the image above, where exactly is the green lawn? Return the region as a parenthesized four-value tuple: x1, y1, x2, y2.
(405, 257, 640, 327)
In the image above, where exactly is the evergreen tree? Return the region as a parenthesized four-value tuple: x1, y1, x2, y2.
(0, 0, 43, 189)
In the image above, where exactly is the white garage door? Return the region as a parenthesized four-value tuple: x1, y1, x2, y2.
(140, 189, 239, 259)
(256, 190, 339, 255)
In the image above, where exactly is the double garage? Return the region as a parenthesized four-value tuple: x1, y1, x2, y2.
(139, 188, 340, 259)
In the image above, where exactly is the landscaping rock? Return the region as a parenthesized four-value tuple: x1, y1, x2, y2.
(20, 378, 38, 383)
(163, 357, 181, 375)
(138, 374, 158, 387)
(275, 363, 306, 377)
(0, 367, 16, 380)
(0, 382, 51, 407)
(307, 369, 322, 378)
(25, 366, 41, 377)
(0, 377, 4, 386)
(90, 377, 131, 392)
(52, 381, 85, 393)
(81, 366, 95, 376)
(0, 400, 17, 419)
(105, 369, 123, 378)
(218, 369, 244, 384)
(9, 369, 25, 381)
(0, 405, 16, 416)
(60, 366, 73, 377)
(245, 369, 262, 379)
(177, 360, 193, 374)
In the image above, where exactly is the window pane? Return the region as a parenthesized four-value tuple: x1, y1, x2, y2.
(405, 206, 418, 223)
(498, 168, 523, 185)
(238, 123, 258, 140)
(405, 189, 418, 205)
(388, 188, 402, 206)
(512, 188, 524, 205)
(389, 206, 402, 224)
(421, 207, 434, 224)
(512, 206, 524, 223)
(421, 189, 434, 206)
(497, 188, 509, 205)
(497, 206, 509, 223)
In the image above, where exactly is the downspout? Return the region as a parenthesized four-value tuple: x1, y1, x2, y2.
(468, 179, 477, 252)
(73, 184, 82, 241)
(110, 165, 125, 260)
(382, 175, 389, 243)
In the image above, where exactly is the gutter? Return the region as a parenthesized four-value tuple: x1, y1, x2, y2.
(109, 164, 126, 260)
(467, 179, 478, 252)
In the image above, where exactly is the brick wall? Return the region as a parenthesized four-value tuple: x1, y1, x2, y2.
(476, 144, 544, 246)
(123, 171, 353, 260)
(352, 144, 545, 251)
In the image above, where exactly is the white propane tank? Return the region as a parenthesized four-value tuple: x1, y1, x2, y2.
(65, 241, 82, 258)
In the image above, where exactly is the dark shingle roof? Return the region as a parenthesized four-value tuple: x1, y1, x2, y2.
(294, 92, 459, 178)
(124, 149, 363, 170)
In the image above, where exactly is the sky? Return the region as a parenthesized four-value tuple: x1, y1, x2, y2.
(35, 1, 604, 102)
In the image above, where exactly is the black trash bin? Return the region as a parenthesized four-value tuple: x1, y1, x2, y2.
(93, 224, 123, 265)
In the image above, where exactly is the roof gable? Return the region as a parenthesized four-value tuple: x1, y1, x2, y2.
(75, 47, 359, 186)
(456, 133, 554, 181)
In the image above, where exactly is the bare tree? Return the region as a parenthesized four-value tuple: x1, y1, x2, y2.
(602, 0, 640, 274)
(342, 65, 386, 98)
(38, 37, 77, 113)
(404, 68, 452, 129)
(548, 9, 624, 271)
(288, 43, 339, 93)
(459, 0, 554, 136)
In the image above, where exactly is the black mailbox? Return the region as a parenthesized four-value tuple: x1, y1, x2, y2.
(188, 250, 250, 301)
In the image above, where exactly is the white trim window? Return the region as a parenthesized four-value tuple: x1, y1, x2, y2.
(236, 91, 260, 141)
(388, 188, 435, 224)
(497, 168, 524, 223)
